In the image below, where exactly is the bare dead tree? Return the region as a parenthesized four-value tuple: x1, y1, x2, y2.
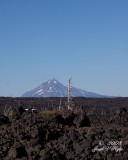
(4, 104, 8, 116)
(59, 98, 62, 110)
(4, 102, 12, 117)
(67, 78, 74, 110)
(18, 100, 21, 106)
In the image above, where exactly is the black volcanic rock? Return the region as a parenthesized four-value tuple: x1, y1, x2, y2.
(73, 109, 91, 127)
(22, 78, 105, 98)
(0, 108, 128, 159)
(0, 114, 9, 125)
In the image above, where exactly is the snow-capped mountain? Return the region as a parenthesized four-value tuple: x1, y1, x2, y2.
(22, 78, 105, 98)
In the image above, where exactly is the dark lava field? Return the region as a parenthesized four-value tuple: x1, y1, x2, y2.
(0, 97, 128, 160)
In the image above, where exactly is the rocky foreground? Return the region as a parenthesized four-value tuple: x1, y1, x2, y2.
(0, 107, 128, 160)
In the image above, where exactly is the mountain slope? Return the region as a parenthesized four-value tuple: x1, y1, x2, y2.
(22, 78, 105, 98)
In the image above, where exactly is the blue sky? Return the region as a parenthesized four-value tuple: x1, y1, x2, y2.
(0, 0, 128, 97)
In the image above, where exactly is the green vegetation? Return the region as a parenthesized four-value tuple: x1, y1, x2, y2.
(7, 108, 15, 119)
(40, 110, 60, 116)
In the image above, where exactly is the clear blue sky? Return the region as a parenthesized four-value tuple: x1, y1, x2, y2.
(0, 0, 128, 97)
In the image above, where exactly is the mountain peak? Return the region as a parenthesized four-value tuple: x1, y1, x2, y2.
(22, 78, 105, 98)
(47, 77, 58, 85)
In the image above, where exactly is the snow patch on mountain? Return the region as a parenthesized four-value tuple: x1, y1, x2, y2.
(37, 89, 43, 93)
